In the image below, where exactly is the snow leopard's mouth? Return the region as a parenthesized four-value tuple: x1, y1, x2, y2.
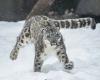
(51, 43, 57, 46)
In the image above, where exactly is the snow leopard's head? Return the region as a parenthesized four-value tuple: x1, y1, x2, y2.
(42, 27, 61, 45)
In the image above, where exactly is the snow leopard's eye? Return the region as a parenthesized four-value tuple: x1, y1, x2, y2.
(56, 33, 59, 36)
(47, 35, 50, 38)
(55, 32, 60, 37)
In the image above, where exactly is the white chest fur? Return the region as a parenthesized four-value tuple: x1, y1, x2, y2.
(41, 40, 57, 60)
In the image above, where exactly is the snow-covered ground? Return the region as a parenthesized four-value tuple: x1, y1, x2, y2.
(0, 21, 100, 80)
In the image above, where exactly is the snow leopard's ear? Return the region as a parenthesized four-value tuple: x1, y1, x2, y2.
(41, 28, 47, 34)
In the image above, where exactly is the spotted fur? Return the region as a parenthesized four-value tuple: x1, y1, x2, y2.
(10, 15, 96, 72)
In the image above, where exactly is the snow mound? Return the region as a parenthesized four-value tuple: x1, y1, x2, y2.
(0, 21, 100, 80)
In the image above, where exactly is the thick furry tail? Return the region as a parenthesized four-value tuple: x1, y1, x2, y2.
(52, 17, 96, 30)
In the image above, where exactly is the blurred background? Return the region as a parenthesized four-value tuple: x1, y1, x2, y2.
(0, 0, 100, 22)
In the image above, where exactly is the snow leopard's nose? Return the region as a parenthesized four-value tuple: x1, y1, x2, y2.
(51, 43, 57, 46)
(51, 40, 57, 46)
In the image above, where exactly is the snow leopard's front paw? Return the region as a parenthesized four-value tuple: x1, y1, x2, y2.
(10, 50, 18, 60)
(65, 61, 74, 70)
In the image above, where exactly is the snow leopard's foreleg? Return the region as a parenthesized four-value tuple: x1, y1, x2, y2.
(34, 36, 45, 72)
(56, 34, 74, 70)
(10, 26, 31, 60)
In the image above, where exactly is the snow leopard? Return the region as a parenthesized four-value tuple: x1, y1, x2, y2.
(10, 15, 96, 72)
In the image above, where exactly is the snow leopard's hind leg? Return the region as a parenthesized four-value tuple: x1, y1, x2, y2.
(56, 34, 74, 70)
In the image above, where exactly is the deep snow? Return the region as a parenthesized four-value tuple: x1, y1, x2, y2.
(0, 21, 100, 80)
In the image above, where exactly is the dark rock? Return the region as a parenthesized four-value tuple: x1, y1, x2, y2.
(0, 0, 37, 21)
(76, 0, 100, 16)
